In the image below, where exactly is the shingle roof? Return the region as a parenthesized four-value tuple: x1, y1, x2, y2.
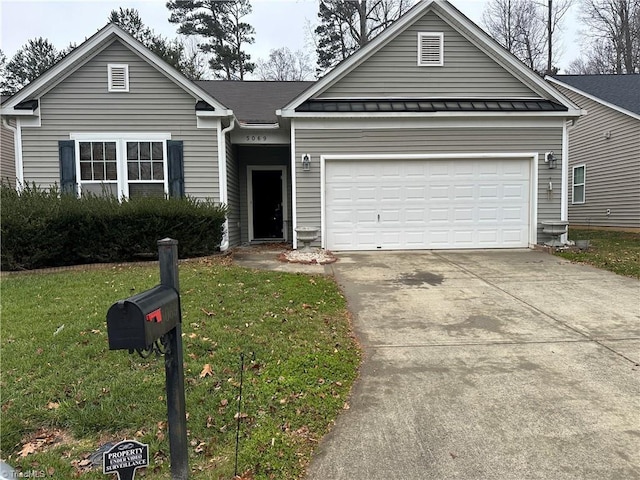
(296, 98, 568, 113)
(552, 75, 640, 115)
(194, 80, 314, 123)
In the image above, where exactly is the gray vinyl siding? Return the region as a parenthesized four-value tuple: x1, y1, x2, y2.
(555, 85, 640, 230)
(237, 146, 291, 243)
(294, 126, 563, 246)
(319, 11, 537, 99)
(1, 118, 16, 188)
(21, 40, 219, 200)
(226, 137, 241, 247)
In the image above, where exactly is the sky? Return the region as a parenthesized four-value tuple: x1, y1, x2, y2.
(0, 0, 585, 75)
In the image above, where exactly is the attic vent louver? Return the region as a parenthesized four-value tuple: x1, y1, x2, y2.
(108, 64, 129, 92)
(418, 32, 444, 66)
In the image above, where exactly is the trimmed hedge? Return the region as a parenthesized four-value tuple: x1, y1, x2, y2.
(1, 184, 227, 271)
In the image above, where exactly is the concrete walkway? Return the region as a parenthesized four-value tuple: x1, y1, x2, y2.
(236, 249, 640, 479)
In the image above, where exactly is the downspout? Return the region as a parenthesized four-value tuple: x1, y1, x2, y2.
(290, 119, 298, 250)
(560, 119, 575, 244)
(218, 117, 235, 252)
(2, 116, 23, 191)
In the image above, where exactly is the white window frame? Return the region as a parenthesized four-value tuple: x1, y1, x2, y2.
(417, 32, 444, 67)
(71, 133, 171, 200)
(107, 64, 129, 92)
(572, 164, 586, 204)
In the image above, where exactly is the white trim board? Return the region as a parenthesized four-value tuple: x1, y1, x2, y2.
(292, 117, 566, 130)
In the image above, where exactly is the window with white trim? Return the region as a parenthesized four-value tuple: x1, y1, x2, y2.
(572, 165, 586, 204)
(108, 64, 129, 92)
(418, 32, 444, 66)
(79, 141, 118, 197)
(73, 134, 169, 199)
(126, 141, 165, 197)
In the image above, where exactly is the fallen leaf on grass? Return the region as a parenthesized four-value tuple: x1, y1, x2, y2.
(17, 443, 37, 457)
(201, 308, 216, 317)
(46, 401, 60, 410)
(199, 364, 214, 378)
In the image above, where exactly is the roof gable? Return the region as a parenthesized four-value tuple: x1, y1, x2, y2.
(548, 75, 640, 119)
(318, 10, 537, 99)
(281, 0, 580, 115)
(1, 24, 230, 116)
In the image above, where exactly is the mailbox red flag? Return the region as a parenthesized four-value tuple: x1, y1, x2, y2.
(145, 308, 162, 323)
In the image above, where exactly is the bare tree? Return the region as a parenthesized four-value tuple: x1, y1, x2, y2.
(572, 0, 640, 73)
(315, 0, 415, 75)
(256, 47, 314, 81)
(566, 39, 619, 72)
(482, 0, 572, 74)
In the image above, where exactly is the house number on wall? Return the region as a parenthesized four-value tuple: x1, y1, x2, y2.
(246, 135, 267, 142)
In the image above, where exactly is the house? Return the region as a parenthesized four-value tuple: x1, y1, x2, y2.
(0, 0, 582, 251)
(547, 75, 640, 231)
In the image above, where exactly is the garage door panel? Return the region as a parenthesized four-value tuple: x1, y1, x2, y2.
(325, 158, 530, 250)
(429, 185, 450, 200)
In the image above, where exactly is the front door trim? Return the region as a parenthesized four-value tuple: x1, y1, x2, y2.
(247, 165, 288, 242)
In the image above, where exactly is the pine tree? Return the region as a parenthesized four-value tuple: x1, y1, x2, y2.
(1, 38, 67, 95)
(315, 0, 414, 75)
(166, 0, 255, 80)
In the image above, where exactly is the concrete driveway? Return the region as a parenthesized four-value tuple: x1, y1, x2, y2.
(305, 250, 640, 480)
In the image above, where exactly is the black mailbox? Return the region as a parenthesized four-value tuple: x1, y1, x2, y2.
(106, 285, 180, 350)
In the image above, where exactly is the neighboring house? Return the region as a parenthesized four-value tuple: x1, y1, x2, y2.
(547, 75, 640, 231)
(0, 96, 17, 188)
(0, 0, 582, 251)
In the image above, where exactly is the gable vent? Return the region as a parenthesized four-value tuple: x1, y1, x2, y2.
(418, 32, 444, 67)
(108, 64, 129, 92)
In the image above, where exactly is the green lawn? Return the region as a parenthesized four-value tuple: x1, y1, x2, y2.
(555, 229, 640, 278)
(0, 257, 360, 479)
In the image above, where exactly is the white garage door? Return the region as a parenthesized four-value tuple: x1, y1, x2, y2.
(325, 158, 531, 250)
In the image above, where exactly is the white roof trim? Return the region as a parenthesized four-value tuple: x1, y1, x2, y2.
(281, 0, 580, 115)
(546, 76, 640, 121)
(2, 24, 232, 117)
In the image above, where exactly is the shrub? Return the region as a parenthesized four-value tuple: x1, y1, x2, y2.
(1, 183, 227, 271)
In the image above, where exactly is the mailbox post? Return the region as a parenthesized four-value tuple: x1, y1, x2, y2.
(106, 238, 189, 480)
(158, 238, 189, 480)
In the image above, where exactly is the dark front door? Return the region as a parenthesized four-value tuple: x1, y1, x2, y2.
(252, 169, 283, 239)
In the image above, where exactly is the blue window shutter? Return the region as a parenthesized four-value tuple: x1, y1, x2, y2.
(58, 140, 77, 195)
(167, 140, 184, 198)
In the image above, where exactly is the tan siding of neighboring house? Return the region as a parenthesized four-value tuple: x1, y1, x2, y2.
(294, 123, 563, 245)
(319, 10, 537, 99)
(555, 85, 640, 230)
(20, 40, 219, 200)
(1, 118, 16, 188)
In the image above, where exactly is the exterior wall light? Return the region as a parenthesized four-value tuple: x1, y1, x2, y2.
(301, 154, 311, 172)
(545, 151, 557, 169)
